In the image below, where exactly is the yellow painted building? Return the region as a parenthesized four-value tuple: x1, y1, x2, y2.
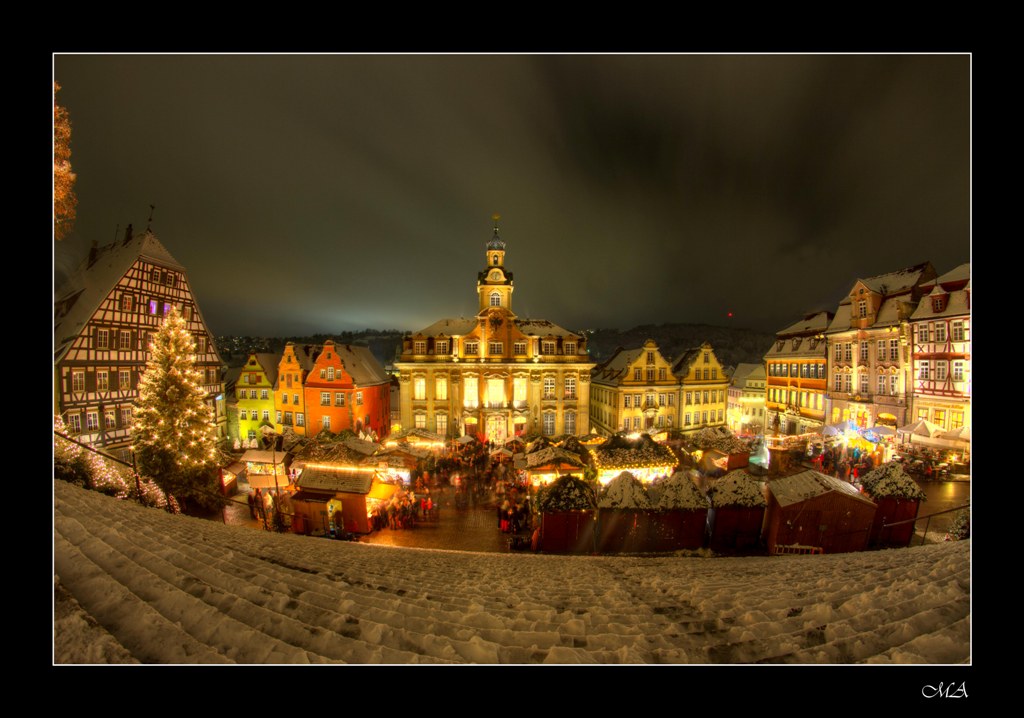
(590, 339, 679, 435)
(764, 312, 831, 436)
(394, 223, 595, 441)
(675, 342, 730, 435)
(236, 352, 279, 442)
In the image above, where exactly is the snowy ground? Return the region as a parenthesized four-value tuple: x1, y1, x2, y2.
(53, 481, 970, 664)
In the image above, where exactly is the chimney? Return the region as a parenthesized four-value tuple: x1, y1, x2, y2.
(123, 223, 134, 245)
(87, 240, 99, 268)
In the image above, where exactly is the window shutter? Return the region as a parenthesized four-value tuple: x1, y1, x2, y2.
(86, 371, 96, 392)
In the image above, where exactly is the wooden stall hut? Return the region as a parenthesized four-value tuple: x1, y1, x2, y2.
(593, 433, 677, 485)
(240, 449, 291, 490)
(291, 464, 394, 535)
(860, 461, 927, 548)
(384, 427, 446, 452)
(647, 471, 710, 550)
(597, 472, 653, 553)
(538, 474, 597, 554)
(522, 446, 586, 488)
(764, 470, 877, 555)
(707, 469, 767, 552)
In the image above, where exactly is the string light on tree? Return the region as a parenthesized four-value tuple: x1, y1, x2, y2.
(131, 306, 220, 512)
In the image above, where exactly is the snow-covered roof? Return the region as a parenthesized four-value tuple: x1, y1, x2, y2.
(932, 263, 970, 287)
(768, 470, 876, 508)
(598, 472, 653, 509)
(249, 353, 281, 387)
(650, 471, 710, 510)
(729, 363, 765, 386)
(709, 470, 767, 508)
(859, 262, 935, 295)
(514, 319, 581, 338)
(776, 311, 833, 336)
(763, 334, 828, 360)
(388, 427, 445, 444)
(592, 347, 644, 383)
(910, 288, 970, 321)
(524, 446, 585, 470)
(296, 466, 375, 494)
(54, 228, 188, 361)
(594, 434, 676, 469)
(53, 481, 971, 664)
(413, 317, 480, 338)
(239, 450, 290, 465)
(860, 462, 927, 501)
(336, 344, 389, 386)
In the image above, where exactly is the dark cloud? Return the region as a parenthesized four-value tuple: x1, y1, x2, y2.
(53, 54, 969, 336)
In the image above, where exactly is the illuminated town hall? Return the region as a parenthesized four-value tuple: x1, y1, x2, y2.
(394, 223, 595, 442)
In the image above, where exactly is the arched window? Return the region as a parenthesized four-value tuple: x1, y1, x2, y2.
(489, 292, 501, 307)
(492, 254, 499, 265)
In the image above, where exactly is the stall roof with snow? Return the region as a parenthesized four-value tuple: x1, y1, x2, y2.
(296, 466, 375, 495)
(768, 470, 875, 508)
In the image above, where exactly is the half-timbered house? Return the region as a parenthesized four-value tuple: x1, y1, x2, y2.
(909, 263, 971, 439)
(54, 226, 226, 460)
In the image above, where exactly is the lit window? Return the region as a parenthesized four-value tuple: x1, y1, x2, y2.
(322, 416, 331, 430)
(260, 389, 268, 400)
(514, 342, 526, 355)
(356, 391, 363, 406)
(953, 361, 964, 382)
(435, 414, 447, 435)
(321, 392, 330, 406)
(890, 375, 898, 395)
(415, 414, 427, 429)
(86, 412, 99, 432)
(565, 342, 576, 355)
(543, 413, 555, 436)
(327, 367, 335, 381)
(936, 362, 948, 381)
(489, 292, 501, 307)
(919, 361, 930, 380)
(565, 376, 576, 399)
(104, 410, 116, 429)
(889, 339, 899, 361)
(488, 341, 503, 355)
(276, 411, 282, 423)
(296, 413, 305, 426)
(634, 368, 641, 381)
(72, 371, 85, 392)
(119, 331, 131, 350)
(951, 321, 965, 342)
(149, 300, 158, 315)
(436, 377, 448, 401)
(414, 341, 426, 354)
(624, 395, 631, 408)
(465, 341, 479, 356)
(436, 340, 449, 355)
(859, 374, 868, 394)
(858, 299, 867, 318)
(877, 375, 886, 395)
(97, 329, 109, 349)
(335, 392, 346, 407)
(935, 323, 946, 343)
(564, 412, 576, 435)
(542, 341, 555, 355)
(97, 371, 109, 391)
(121, 294, 133, 312)
(68, 414, 81, 434)
(543, 377, 555, 399)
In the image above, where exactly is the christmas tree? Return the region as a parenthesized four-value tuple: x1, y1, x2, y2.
(132, 307, 221, 512)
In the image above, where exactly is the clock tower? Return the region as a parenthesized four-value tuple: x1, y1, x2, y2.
(477, 216, 514, 313)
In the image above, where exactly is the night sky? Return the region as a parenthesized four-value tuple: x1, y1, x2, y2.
(53, 54, 970, 337)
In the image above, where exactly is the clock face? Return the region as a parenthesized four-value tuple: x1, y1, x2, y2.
(489, 270, 502, 281)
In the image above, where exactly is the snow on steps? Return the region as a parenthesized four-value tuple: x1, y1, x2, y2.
(54, 482, 970, 664)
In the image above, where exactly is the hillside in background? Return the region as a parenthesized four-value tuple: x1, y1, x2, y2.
(586, 323, 775, 369)
(215, 323, 775, 373)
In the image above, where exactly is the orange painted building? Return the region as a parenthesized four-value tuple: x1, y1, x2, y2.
(303, 340, 391, 438)
(274, 342, 314, 436)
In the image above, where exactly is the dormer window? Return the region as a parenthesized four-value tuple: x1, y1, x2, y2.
(931, 296, 946, 313)
(858, 299, 867, 318)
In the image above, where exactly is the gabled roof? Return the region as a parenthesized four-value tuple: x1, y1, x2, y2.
(932, 262, 970, 288)
(671, 344, 713, 376)
(910, 287, 971, 321)
(729, 363, 765, 386)
(296, 466, 375, 495)
(858, 262, 935, 296)
(413, 317, 479, 338)
(281, 343, 315, 372)
(591, 347, 643, 383)
(337, 344, 389, 386)
(248, 353, 281, 387)
(54, 228, 188, 362)
(776, 311, 833, 337)
(514, 318, 581, 338)
(768, 470, 876, 508)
